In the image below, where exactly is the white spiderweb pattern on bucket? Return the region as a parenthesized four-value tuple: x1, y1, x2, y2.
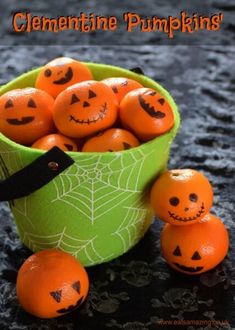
(0, 140, 156, 264)
(21, 226, 114, 264)
(51, 148, 154, 224)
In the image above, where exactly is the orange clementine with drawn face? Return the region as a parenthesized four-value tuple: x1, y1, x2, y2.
(32, 133, 78, 152)
(16, 249, 89, 318)
(150, 169, 213, 226)
(53, 80, 118, 138)
(119, 88, 174, 141)
(102, 77, 143, 103)
(161, 213, 229, 275)
(82, 128, 140, 152)
(35, 57, 93, 98)
(0, 88, 54, 145)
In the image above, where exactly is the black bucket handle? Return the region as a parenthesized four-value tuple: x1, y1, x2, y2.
(0, 146, 74, 201)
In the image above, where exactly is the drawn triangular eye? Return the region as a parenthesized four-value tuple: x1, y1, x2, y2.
(112, 86, 118, 94)
(72, 281, 80, 294)
(64, 144, 73, 151)
(173, 245, 182, 256)
(5, 99, 13, 109)
(158, 98, 165, 105)
(88, 90, 96, 99)
(50, 290, 62, 303)
(27, 99, 37, 108)
(70, 94, 80, 105)
(44, 69, 52, 77)
(123, 142, 131, 150)
(191, 251, 201, 260)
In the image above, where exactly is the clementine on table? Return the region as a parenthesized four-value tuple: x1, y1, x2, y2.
(16, 249, 89, 318)
(161, 213, 229, 275)
(150, 169, 213, 226)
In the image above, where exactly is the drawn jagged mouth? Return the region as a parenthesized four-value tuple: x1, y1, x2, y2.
(57, 296, 84, 314)
(138, 95, 166, 118)
(69, 103, 107, 125)
(53, 66, 73, 85)
(6, 116, 35, 125)
(173, 263, 204, 273)
(168, 203, 205, 222)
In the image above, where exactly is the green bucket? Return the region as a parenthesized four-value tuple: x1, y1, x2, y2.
(0, 63, 180, 266)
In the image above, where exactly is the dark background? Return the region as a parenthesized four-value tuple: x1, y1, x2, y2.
(0, 1, 235, 330)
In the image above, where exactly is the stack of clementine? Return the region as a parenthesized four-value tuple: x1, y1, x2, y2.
(150, 169, 229, 275)
(0, 57, 175, 152)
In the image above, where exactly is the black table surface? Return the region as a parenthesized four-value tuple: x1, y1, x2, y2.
(0, 1, 235, 329)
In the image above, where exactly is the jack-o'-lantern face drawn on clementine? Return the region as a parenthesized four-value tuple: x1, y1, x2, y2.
(138, 90, 167, 118)
(32, 133, 78, 152)
(102, 77, 143, 103)
(16, 249, 89, 318)
(0, 88, 54, 145)
(53, 81, 118, 138)
(161, 213, 229, 275)
(49, 280, 85, 315)
(150, 169, 214, 226)
(35, 57, 93, 98)
(82, 128, 140, 152)
(120, 88, 174, 141)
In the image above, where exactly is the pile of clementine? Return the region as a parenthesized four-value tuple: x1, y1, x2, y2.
(0, 57, 175, 152)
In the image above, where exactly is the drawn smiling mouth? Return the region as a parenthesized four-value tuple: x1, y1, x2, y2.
(57, 296, 84, 314)
(138, 95, 166, 118)
(69, 103, 107, 125)
(173, 263, 204, 273)
(6, 116, 35, 125)
(53, 67, 73, 85)
(168, 203, 205, 222)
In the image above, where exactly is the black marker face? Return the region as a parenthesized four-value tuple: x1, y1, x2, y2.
(138, 94, 166, 118)
(173, 263, 204, 273)
(56, 296, 84, 314)
(171, 247, 203, 273)
(68, 88, 108, 125)
(49, 280, 84, 315)
(53, 67, 73, 85)
(4, 98, 36, 125)
(64, 143, 74, 151)
(6, 116, 35, 125)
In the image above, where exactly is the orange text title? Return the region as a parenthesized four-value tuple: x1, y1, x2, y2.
(12, 12, 224, 39)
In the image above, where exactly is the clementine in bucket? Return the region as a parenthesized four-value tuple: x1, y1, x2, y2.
(120, 87, 174, 141)
(53, 80, 118, 138)
(82, 128, 140, 152)
(32, 133, 78, 152)
(0, 88, 54, 145)
(16, 249, 89, 318)
(35, 57, 93, 98)
(102, 77, 143, 103)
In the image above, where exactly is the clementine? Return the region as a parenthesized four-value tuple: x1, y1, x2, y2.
(16, 249, 89, 318)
